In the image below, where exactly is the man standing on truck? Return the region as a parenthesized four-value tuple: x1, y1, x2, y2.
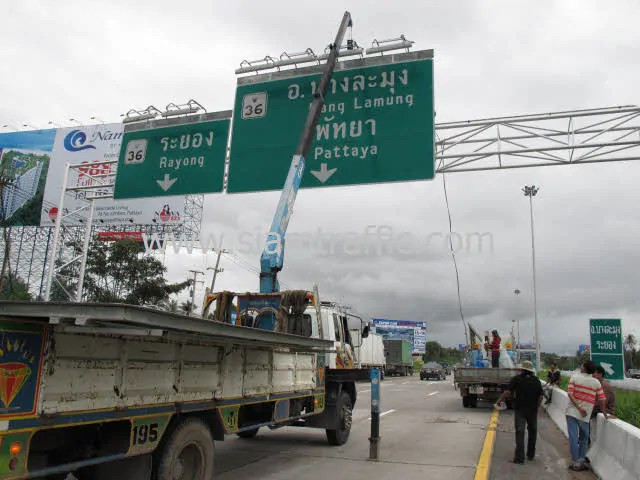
(490, 330, 501, 368)
(496, 360, 544, 464)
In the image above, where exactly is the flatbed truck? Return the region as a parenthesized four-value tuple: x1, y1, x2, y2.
(0, 290, 368, 479)
(0, 10, 363, 479)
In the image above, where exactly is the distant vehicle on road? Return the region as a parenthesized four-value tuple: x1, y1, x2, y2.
(440, 362, 452, 375)
(383, 339, 413, 376)
(627, 369, 640, 379)
(421, 362, 446, 381)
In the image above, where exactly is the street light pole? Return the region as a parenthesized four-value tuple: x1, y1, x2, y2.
(522, 185, 540, 369)
(514, 289, 521, 364)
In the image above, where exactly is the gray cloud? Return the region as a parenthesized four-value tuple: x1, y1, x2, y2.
(2, 0, 640, 355)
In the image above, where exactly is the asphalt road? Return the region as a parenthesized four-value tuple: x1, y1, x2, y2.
(214, 374, 494, 479)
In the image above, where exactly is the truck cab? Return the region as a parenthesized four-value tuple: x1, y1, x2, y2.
(304, 302, 364, 370)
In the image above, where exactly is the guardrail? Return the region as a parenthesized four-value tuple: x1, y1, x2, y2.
(542, 382, 640, 479)
(561, 370, 640, 391)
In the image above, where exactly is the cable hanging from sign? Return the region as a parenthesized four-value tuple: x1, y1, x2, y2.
(365, 35, 414, 55)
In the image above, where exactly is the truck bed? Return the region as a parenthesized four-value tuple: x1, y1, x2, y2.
(0, 301, 333, 351)
(0, 301, 334, 419)
(454, 367, 521, 385)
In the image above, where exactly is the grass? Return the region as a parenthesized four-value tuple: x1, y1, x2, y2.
(538, 370, 640, 429)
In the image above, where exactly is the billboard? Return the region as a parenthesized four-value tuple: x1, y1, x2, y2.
(39, 124, 187, 227)
(371, 319, 427, 354)
(0, 129, 56, 226)
(0, 124, 189, 227)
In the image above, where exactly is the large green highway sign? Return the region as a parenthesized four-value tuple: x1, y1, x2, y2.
(227, 50, 435, 193)
(590, 318, 624, 380)
(114, 117, 230, 200)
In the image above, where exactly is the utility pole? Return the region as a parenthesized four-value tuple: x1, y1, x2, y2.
(522, 186, 540, 370)
(208, 248, 227, 293)
(202, 248, 227, 318)
(187, 270, 204, 316)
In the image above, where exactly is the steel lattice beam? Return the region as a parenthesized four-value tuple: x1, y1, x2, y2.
(436, 105, 640, 173)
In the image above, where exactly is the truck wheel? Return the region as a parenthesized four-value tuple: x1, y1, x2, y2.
(155, 417, 214, 480)
(237, 427, 260, 438)
(326, 391, 353, 446)
(462, 395, 470, 408)
(469, 396, 478, 408)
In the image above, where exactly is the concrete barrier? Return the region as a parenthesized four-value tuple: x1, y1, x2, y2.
(543, 383, 640, 479)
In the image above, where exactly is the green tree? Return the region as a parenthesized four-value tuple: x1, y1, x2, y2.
(0, 271, 32, 300)
(160, 298, 179, 313)
(421, 341, 464, 364)
(179, 300, 195, 315)
(82, 240, 190, 306)
(423, 341, 442, 362)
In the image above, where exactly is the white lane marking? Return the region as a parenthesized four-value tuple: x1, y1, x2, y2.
(367, 409, 396, 420)
(360, 389, 371, 393)
(428, 391, 439, 396)
(402, 381, 410, 384)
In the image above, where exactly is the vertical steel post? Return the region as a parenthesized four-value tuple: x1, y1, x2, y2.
(44, 163, 70, 301)
(369, 367, 381, 460)
(75, 198, 95, 302)
(528, 194, 540, 369)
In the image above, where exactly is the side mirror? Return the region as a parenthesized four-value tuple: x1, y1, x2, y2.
(362, 324, 370, 339)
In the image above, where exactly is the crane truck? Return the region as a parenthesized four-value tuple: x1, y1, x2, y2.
(0, 12, 370, 480)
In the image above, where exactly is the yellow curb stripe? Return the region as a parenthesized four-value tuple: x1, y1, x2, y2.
(474, 408, 500, 480)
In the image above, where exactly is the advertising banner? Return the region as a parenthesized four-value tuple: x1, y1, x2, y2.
(96, 231, 144, 242)
(371, 319, 427, 353)
(0, 129, 56, 226)
(40, 124, 187, 227)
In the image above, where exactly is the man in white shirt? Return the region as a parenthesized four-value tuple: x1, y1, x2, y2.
(565, 360, 609, 471)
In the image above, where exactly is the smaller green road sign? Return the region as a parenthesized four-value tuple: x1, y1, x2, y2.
(590, 318, 624, 380)
(114, 119, 230, 199)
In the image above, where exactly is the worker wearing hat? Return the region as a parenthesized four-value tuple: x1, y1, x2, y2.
(496, 360, 544, 464)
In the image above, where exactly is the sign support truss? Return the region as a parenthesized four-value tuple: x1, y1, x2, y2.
(43, 160, 116, 302)
(436, 105, 640, 173)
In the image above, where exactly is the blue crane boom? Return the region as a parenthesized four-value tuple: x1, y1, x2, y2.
(259, 11, 353, 295)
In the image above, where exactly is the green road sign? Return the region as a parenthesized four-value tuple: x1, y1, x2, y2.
(114, 119, 230, 199)
(591, 353, 625, 381)
(227, 51, 435, 194)
(590, 318, 624, 380)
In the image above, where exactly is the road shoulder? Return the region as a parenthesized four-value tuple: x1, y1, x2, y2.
(490, 408, 597, 479)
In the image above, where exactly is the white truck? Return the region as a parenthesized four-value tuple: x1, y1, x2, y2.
(0, 289, 369, 479)
(350, 331, 386, 379)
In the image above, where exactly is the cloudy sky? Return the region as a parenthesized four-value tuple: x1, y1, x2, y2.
(2, 0, 640, 355)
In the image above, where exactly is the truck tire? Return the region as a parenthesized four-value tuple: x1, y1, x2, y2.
(326, 391, 353, 446)
(469, 395, 478, 408)
(155, 417, 214, 480)
(462, 395, 470, 408)
(237, 427, 260, 438)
